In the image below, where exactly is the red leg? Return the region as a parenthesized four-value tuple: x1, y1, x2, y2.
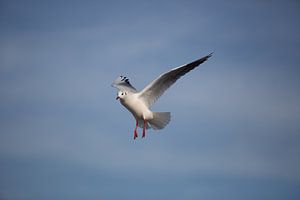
(134, 120, 138, 140)
(142, 120, 147, 138)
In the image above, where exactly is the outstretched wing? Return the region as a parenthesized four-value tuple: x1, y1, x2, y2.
(111, 75, 137, 92)
(138, 53, 212, 108)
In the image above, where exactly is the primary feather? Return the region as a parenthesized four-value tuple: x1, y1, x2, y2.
(111, 75, 137, 92)
(138, 53, 212, 108)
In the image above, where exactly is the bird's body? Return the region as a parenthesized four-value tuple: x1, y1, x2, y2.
(112, 53, 212, 139)
(119, 92, 153, 123)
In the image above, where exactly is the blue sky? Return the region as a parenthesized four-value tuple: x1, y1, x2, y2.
(1, 0, 300, 199)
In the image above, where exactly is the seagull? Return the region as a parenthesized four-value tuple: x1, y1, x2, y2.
(112, 53, 212, 139)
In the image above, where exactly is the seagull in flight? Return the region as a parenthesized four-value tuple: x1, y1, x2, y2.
(112, 53, 212, 139)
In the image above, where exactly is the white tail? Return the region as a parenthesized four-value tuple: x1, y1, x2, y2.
(148, 112, 171, 130)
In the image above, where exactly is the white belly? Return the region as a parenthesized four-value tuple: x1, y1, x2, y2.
(121, 94, 153, 120)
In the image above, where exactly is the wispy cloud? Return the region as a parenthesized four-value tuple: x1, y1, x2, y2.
(1, 0, 300, 199)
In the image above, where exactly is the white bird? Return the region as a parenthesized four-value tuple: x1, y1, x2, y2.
(112, 53, 212, 139)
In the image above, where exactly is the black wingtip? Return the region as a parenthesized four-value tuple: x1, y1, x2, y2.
(201, 52, 213, 62)
(198, 52, 213, 63)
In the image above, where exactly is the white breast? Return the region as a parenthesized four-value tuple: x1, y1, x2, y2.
(120, 93, 153, 120)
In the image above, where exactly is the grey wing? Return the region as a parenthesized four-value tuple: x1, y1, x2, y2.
(138, 53, 212, 108)
(111, 75, 137, 92)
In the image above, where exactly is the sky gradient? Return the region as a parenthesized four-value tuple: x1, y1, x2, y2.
(1, 0, 300, 199)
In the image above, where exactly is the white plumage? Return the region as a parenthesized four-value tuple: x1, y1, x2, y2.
(112, 53, 212, 139)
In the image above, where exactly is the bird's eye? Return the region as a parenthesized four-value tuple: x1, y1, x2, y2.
(121, 92, 124, 95)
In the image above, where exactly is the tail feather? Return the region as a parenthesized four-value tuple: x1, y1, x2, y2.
(148, 112, 171, 130)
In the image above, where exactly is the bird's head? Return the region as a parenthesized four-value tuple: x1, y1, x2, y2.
(116, 90, 127, 101)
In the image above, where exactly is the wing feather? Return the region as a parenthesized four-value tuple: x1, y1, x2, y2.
(111, 75, 137, 93)
(138, 53, 212, 107)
